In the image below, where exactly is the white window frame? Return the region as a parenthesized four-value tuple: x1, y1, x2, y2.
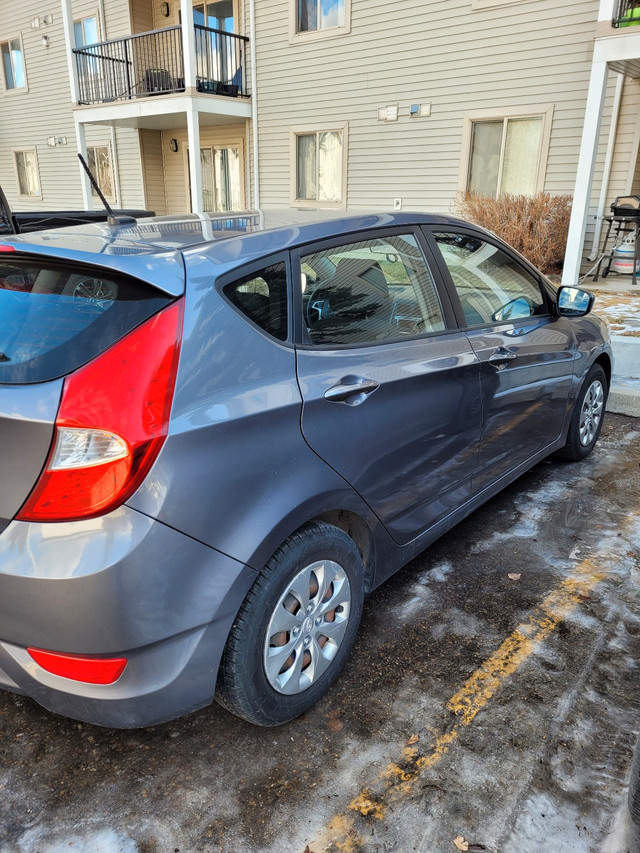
(13, 148, 42, 200)
(458, 105, 554, 198)
(289, 0, 351, 44)
(87, 143, 116, 203)
(290, 123, 348, 210)
(1, 34, 28, 94)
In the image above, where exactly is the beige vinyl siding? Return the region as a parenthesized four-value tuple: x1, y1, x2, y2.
(0, 0, 146, 211)
(606, 78, 640, 203)
(254, 0, 607, 216)
(140, 129, 169, 215)
(161, 124, 248, 213)
(130, 0, 154, 34)
(632, 142, 640, 196)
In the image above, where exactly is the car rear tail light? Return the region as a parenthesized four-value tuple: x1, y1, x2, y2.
(17, 299, 184, 522)
(27, 647, 127, 684)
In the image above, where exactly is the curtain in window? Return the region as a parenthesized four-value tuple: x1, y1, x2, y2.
(468, 117, 543, 198)
(200, 148, 216, 210)
(2, 40, 25, 89)
(501, 117, 543, 196)
(16, 152, 39, 197)
(318, 131, 342, 202)
(297, 134, 317, 200)
(468, 121, 502, 197)
(214, 147, 241, 211)
(88, 147, 114, 199)
(298, 0, 318, 31)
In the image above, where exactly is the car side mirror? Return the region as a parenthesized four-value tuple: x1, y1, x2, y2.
(557, 286, 594, 317)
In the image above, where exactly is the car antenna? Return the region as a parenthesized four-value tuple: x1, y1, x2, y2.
(77, 153, 136, 227)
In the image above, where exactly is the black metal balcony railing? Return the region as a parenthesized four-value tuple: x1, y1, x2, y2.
(73, 25, 248, 105)
(613, 0, 640, 27)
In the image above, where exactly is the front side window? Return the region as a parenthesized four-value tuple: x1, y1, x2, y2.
(87, 145, 114, 201)
(432, 231, 546, 327)
(300, 233, 445, 346)
(467, 116, 543, 198)
(1, 38, 26, 90)
(295, 130, 344, 206)
(14, 150, 40, 198)
(224, 263, 288, 341)
(298, 0, 345, 31)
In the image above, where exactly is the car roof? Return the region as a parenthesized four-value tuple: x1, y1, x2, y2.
(0, 210, 475, 297)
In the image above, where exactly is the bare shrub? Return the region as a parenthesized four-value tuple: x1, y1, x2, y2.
(456, 192, 572, 274)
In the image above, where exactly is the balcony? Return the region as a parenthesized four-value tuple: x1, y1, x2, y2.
(613, 1, 640, 27)
(72, 24, 248, 105)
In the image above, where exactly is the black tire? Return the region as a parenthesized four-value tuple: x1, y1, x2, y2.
(557, 364, 608, 461)
(629, 734, 640, 826)
(216, 521, 365, 726)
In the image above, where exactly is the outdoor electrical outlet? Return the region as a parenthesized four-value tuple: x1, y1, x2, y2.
(393, 198, 402, 210)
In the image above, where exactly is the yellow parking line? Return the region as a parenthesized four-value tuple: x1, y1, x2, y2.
(309, 556, 608, 853)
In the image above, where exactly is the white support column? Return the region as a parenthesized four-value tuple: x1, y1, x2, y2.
(562, 60, 609, 286)
(180, 0, 197, 90)
(187, 109, 203, 214)
(74, 121, 93, 210)
(60, 0, 79, 103)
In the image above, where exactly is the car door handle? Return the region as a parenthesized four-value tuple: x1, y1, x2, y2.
(488, 347, 517, 366)
(324, 378, 380, 403)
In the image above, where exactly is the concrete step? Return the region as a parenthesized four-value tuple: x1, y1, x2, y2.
(607, 334, 640, 417)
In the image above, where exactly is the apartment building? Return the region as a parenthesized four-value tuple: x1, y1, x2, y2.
(1, 0, 640, 280)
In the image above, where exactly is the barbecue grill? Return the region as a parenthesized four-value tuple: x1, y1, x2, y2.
(592, 194, 640, 285)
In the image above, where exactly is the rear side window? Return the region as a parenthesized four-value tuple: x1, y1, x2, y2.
(0, 256, 171, 384)
(223, 262, 288, 341)
(299, 233, 445, 346)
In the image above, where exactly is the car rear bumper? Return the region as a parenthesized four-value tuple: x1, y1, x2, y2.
(0, 506, 256, 727)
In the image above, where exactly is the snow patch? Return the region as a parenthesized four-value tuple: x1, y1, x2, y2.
(17, 829, 138, 853)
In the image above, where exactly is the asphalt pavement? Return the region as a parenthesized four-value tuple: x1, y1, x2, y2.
(1, 412, 639, 853)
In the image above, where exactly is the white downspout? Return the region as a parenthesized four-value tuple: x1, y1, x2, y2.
(587, 72, 625, 260)
(249, 0, 260, 209)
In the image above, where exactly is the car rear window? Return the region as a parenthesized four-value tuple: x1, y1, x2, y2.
(0, 255, 172, 384)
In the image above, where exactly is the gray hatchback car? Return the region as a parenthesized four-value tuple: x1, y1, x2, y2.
(0, 212, 611, 728)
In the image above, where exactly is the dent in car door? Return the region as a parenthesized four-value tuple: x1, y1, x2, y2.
(429, 229, 575, 491)
(294, 230, 483, 546)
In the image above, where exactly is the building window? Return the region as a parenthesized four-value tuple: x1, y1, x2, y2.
(1, 38, 26, 90)
(87, 145, 115, 201)
(292, 0, 350, 39)
(294, 128, 346, 208)
(14, 150, 40, 197)
(73, 16, 99, 47)
(461, 107, 553, 198)
(298, 0, 345, 31)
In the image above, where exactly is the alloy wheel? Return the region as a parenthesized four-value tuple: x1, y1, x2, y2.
(579, 379, 604, 446)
